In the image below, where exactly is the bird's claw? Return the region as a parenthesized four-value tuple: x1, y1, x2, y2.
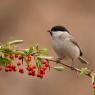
(70, 64, 75, 70)
(55, 58, 62, 64)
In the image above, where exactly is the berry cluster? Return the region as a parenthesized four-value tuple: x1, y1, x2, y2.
(37, 60, 49, 78)
(26, 59, 49, 78)
(5, 64, 16, 72)
(0, 54, 49, 79)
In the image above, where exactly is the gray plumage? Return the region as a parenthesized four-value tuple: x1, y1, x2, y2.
(48, 25, 88, 64)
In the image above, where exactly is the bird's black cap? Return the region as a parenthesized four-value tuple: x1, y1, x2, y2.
(50, 25, 69, 32)
(48, 25, 70, 36)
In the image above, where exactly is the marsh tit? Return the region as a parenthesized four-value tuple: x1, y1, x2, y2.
(48, 25, 88, 64)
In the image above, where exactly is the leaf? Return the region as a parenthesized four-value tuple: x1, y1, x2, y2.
(92, 75, 95, 83)
(32, 46, 37, 51)
(0, 52, 3, 56)
(80, 68, 88, 76)
(53, 66, 64, 71)
(27, 48, 33, 55)
(7, 40, 23, 45)
(0, 57, 11, 66)
(37, 55, 53, 60)
(36, 58, 42, 71)
(22, 50, 28, 55)
(1, 49, 13, 54)
(13, 50, 26, 55)
(39, 48, 48, 55)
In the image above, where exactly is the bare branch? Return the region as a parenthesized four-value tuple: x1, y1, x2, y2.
(48, 58, 94, 78)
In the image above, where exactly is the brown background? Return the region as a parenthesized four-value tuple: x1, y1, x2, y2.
(0, 0, 95, 95)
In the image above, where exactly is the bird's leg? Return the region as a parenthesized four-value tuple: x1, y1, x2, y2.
(71, 59, 75, 70)
(55, 57, 62, 64)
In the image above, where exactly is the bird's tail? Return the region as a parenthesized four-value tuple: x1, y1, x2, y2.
(78, 56, 88, 64)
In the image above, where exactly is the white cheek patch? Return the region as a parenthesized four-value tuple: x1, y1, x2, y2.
(52, 31, 64, 37)
(52, 31, 70, 38)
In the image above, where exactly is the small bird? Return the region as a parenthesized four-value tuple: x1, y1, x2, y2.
(48, 25, 88, 64)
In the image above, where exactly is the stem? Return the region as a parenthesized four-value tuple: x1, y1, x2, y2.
(48, 59, 93, 78)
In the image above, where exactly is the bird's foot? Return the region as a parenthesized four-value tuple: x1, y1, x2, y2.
(55, 58, 62, 64)
(70, 63, 75, 70)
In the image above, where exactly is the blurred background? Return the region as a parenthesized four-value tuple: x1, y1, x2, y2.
(0, 0, 95, 95)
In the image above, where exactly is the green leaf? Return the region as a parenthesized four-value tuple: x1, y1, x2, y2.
(33, 46, 37, 51)
(53, 66, 64, 71)
(7, 40, 23, 45)
(0, 57, 11, 66)
(1, 49, 13, 54)
(37, 55, 53, 60)
(80, 68, 88, 76)
(36, 58, 42, 71)
(13, 50, 26, 55)
(39, 48, 47, 55)
(27, 48, 33, 55)
(92, 75, 95, 83)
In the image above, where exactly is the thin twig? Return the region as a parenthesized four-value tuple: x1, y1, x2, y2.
(48, 59, 93, 78)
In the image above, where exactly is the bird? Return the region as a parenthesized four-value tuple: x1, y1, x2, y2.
(48, 25, 88, 64)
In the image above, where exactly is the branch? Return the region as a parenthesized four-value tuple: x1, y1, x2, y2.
(0, 40, 95, 95)
(47, 58, 94, 78)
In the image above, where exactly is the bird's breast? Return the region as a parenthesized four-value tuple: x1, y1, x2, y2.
(52, 37, 80, 60)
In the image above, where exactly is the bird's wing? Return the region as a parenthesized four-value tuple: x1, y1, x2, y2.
(69, 38, 83, 56)
(58, 34, 83, 56)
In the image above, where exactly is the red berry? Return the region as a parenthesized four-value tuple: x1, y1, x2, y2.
(40, 69, 45, 74)
(28, 71, 33, 75)
(32, 69, 36, 73)
(19, 68, 24, 74)
(5, 64, 16, 72)
(26, 66, 32, 71)
(28, 70, 35, 76)
(0, 67, 2, 71)
(15, 54, 18, 58)
(27, 57, 31, 62)
(26, 66, 30, 71)
(45, 63, 49, 67)
(11, 65, 16, 69)
(13, 68, 17, 71)
(17, 61, 21, 66)
(31, 65, 36, 69)
(5, 67, 9, 72)
(26, 56, 32, 62)
(8, 68, 12, 72)
(11, 65, 16, 71)
(37, 73, 43, 79)
(93, 83, 95, 89)
(6, 64, 12, 68)
(18, 55, 23, 60)
(32, 73, 35, 76)
(26, 65, 36, 71)
(42, 60, 47, 64)
(10, 55, 14, 60)
(41, 67, 47, 71)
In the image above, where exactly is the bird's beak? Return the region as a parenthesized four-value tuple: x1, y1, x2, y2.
(47, 30, 52, 36)
(47, 30, 51, 33)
